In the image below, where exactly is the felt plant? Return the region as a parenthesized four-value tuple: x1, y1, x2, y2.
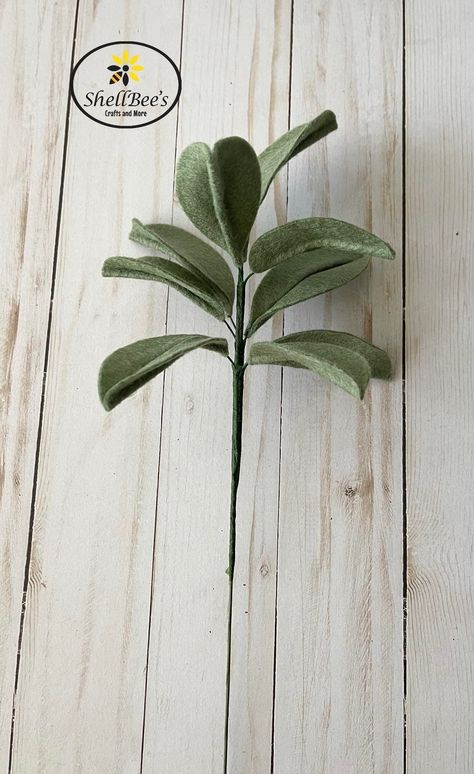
(98, 109, 394, 770)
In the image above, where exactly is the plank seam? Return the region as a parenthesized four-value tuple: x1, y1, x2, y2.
(402, 0, 408, 771)
(139, 0, 187, 769)
(270, 0, 295, 769)
(7, 1, 82, 770)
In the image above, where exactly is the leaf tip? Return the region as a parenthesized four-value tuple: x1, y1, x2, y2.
(323, 109, 338, 130)
(380, 241, 396, 260)
(101, 257, 118, 277)
(129, 216, 142, 238)
(98, 374, 113, 412)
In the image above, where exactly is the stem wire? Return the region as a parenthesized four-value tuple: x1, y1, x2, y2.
(223, 266, 246, 773)
(224, 319, 236, 338)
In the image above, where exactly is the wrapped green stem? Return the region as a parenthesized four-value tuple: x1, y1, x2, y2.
(223, 265, 246, 772)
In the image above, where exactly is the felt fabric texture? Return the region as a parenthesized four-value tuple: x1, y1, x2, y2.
(99, 334, 228, 410)
(258, 110, 337, 203)
(250, 338, 382, 399)
(102, 255, 230, 320)
(100, 114, 395, 412)
(176, 137, 261, 264)
(175, 142, 225, 249)
(246, 251, 369, 336)
(273, 329, 392, 379)
(249, 340, 370, 398)
(249, 329, 391, 398)
(249, 216, 395, 272)
(129, 219, 235, 308)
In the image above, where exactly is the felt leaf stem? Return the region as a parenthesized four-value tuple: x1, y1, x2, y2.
(99, 334, 228, 411)
(102, 255, 231, 320)
(176, 136, 261, 263)
(249, 330, 391, 399)
(246, 250, 369, 336)
(98, 110, 395, 774)
(249, 216, 395, 272)
(129, 219, 235, 308)
(258, 109, 338, 202)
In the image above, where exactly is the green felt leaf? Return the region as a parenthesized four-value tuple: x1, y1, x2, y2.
(272, 329, 391, 379)
(129, 219, 235, 308)
(99, 334, 228, 411)
(248, 339, 372, 399)
(211, 137, 261, 261)
(246, 251, 369, 336)
(102, 255, 229, 320)
(175, 143, 225, 249)
(249, 217, 395, 272)
(259, 110, 338, 202)
(176, 137, 261, 264)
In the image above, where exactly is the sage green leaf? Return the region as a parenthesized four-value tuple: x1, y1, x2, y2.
(272, 329, 391, 379)
(176, 142, 225, 249)
(129, 219, 235, 308)
(99, 334, 228, 411)
(259, 110, 337, 202)
(249, 217, 395, 272)
(176, 137, 261, 264)
(102, 255, 229, 320)
(211, 137, 261, 261)
(248, 340, 372, 399)
(246, 251, 369, 337)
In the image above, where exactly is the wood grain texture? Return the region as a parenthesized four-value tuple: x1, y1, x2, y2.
(218, 3, 291, 772)
(0, 1, 77, 767)
(405, 1, 474, 771)
(9, 2, 182, 771)
(272, 1, 404, 772)
(141, 2, 290, 771)
(4, 0, 474, 771)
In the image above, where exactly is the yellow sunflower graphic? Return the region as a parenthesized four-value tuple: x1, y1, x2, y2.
(107, 49, 144, 86)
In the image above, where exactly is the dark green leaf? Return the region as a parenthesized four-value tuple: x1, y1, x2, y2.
(176, 137, 261, 264)
(102, 255, 229, 320)
(246, 251, 369, 336)
(259, 110, 337, 202)
(129, 219, 235, 309)
(249, 217, 395, 272)
(99, 334, 228, 411)
(248, 339, 372, 399)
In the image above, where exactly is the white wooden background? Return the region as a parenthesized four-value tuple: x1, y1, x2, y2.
(1, 0, 473, 772)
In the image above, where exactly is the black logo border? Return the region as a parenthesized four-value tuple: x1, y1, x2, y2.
(70, 40, 182, 129)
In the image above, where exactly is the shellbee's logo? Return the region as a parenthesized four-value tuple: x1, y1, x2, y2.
(107, 48, 144, 87)
(71, 41, 181, 129)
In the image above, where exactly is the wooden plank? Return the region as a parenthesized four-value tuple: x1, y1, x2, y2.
(273, 1, 404, 772)
(141, 2, 291, 771)
(226, 4, 292, 771)
(9, 2, 183, 771)
(405, 1, 474, 771)
(0, 1, 77, 767)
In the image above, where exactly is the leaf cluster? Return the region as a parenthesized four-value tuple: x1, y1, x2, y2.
(99, 110, 394, 410)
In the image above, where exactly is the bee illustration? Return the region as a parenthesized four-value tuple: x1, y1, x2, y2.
(107, 50, 143, 86)
(107, 64, 131, 86)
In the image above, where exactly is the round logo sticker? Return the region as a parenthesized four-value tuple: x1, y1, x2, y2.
(71, 41, 181, 129)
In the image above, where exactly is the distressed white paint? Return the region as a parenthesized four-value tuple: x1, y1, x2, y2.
(406, 1, 474, 771)
(1, 0, 472, 771)
(8, 2, 182, 771)
(0, 1, 77, 766)
(140, 2, 293, 772)
(272, 2, 404, 771)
